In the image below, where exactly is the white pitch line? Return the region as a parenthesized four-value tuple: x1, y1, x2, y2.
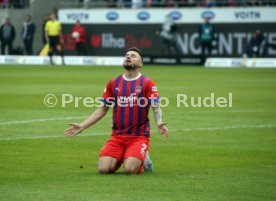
(169, 124, 276, 132)
(170, 109, 276, 114)
(0, 124, 275, 141)
(0, 109, 275, 125)
(0, 116, 87, 125)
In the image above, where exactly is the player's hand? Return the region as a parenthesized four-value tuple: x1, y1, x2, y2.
(64, 123, 84, 137)
(158, 122, 168, 137)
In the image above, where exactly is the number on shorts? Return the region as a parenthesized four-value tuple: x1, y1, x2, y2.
(140, 143, 147, 156)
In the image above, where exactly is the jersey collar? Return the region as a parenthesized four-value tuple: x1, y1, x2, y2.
(123, 73, 141, 81)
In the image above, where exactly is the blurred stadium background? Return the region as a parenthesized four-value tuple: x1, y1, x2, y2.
(0, 1, 276, 201)
(0, 0, 275, 66)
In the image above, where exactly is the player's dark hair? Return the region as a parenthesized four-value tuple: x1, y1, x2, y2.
(126, 47, 143, 63)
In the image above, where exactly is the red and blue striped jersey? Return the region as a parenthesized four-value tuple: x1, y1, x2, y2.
(101, 73, 160, 138)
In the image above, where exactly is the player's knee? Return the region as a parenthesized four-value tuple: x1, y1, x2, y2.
(98, 166, 109, 174)
(124, 165, 138, 174)
(98, 166, 114, 174)
(98, 167, 109, 174)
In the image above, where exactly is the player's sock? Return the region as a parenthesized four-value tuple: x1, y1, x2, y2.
(143, 151, 153, 172)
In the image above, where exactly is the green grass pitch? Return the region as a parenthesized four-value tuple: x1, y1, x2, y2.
(0, 65, 275, 201)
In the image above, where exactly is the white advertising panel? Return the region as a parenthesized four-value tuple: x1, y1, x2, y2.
(245, 58, 276, 68)
(0, 56, 122, 66)
(205, 58, 276, 68)
(59, 7, 276, 24)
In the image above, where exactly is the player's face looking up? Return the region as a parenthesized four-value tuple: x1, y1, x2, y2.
(123, 51, 143, 71)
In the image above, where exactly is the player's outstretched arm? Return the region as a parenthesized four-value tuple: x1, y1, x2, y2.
(152, 105, 168, 137)
(64, 105, 109, 137)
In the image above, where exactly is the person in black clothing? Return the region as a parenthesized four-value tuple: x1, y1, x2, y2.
(199, 17, 215, 63)
(21, 15, 36, 55)
(244, 30, 265, 58)
(0, 18, 16, 55)
(42, 14, 50, 45)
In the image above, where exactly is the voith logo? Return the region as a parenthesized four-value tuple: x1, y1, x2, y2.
(234, 11, 261, 19)
(66, 13, 90, 21)
(91, 33, 125, 48)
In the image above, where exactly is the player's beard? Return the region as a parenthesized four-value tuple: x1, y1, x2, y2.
(123, 63, 137, 71)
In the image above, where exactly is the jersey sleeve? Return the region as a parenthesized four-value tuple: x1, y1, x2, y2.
(101, 80, 114, 106)
(146, 79, 160, 107)
(45, 21, 49, 32)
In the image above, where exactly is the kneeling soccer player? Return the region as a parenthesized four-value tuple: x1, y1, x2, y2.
(64, 47, 168, 174)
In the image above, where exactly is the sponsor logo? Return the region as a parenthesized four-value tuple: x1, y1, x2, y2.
(102, 33, 125, 48)
(25, 57, 43, 64)
(231, 59, 243, 66)
(83, 58, 92, 64)
(201, 10, 215, 20)
(106, 11, 119, 21)
(168, 11, 182, 20)
(66, 13, 89, 21)
(4, 56, 15, 63)
(117, 94, 139, 107)
(90, 33, 152, 49)
(234, 11, 261, 19)
(153, 58, 177, 64)
(43, 58, 51, 65)
(137, 11, 150, 21)
(90, 35, 102, 48)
